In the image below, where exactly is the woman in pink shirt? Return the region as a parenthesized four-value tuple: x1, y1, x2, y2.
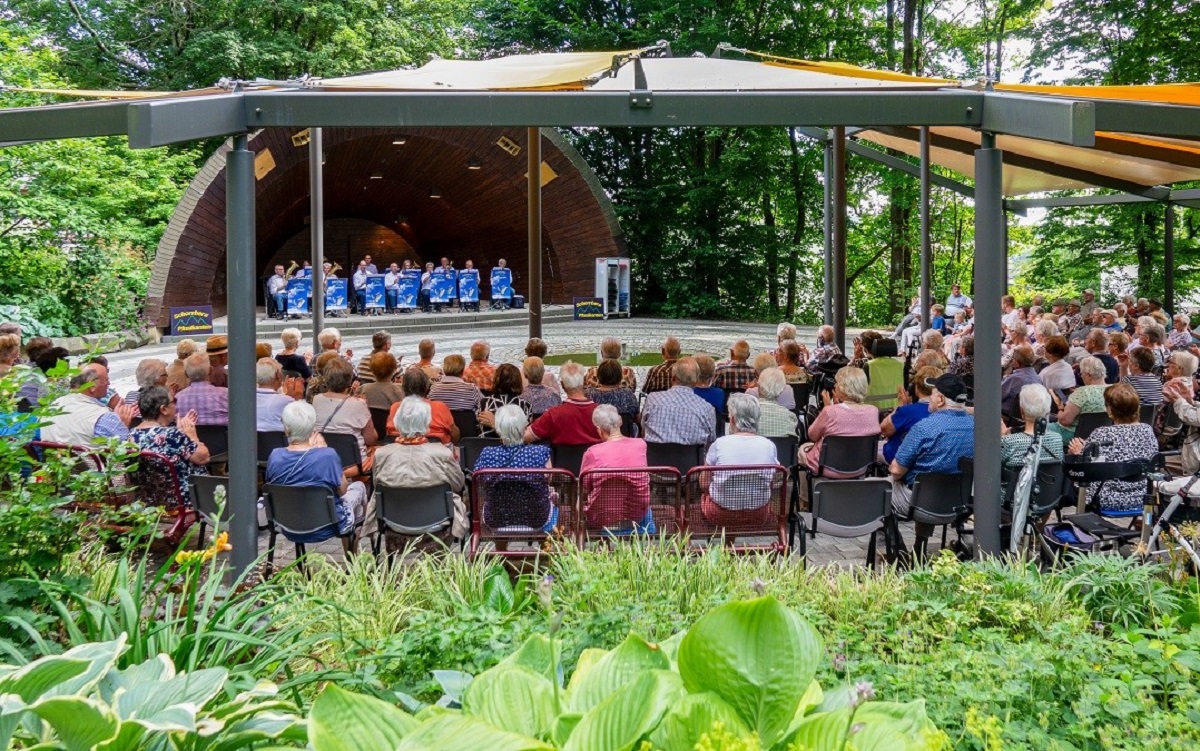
(800, 366, 880, 475)
(579, 405, 651, 530)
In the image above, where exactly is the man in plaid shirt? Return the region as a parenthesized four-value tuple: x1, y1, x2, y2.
(714, 340, 756, 390)
(642, 358, 717, 446)
(643, 336, 682, 394)
(462, 341, 496, 392)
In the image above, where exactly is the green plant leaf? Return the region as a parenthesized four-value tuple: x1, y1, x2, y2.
(500, 635, 560, 684)
(463, 666, 557, 740)
(44, 637, 127, 698)
(396, 713, 554, 750)
(432, 670, 473, 704)
(0, 656, 90, 702)
(646, 692, 751, 751)
(32, 695, 120, 751)
(483, 567, 516, 613)
(782, 681, 826, 739)
(563, 670, 684, 751)
(551, 712, 582, 747)
(677, 596, 822, 748)
(657, 631, 686, 667)
(845, 700, 941, 751)
(780, 706, 852, 751)
(309, 684, 419, 751)
(567, 634, 670, 713)
(114, 666, 227, 725)
(564, 648, 606, 696)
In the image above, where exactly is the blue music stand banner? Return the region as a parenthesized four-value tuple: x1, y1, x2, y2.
(430, 269, 456, 303)
(490, 268, 513, 299)
(286, 277, 311, 315)
(397, 270, 420, 308)
(365, 275, 386, 309)
(458, 269, 480, 302)
(325, 278, 349, 311)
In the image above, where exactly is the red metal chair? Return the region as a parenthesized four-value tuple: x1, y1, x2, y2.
(131, 450, 196, 544)
(469, 468, 577, 559)
(683, 464, 789, 553)
(578, 466, 683, 543)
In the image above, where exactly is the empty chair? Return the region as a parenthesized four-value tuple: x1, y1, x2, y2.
(189, 474, 232, 549)
(451, 409, 480, 441)
(800, 478, 893, 569)
(789, 382, 812, 420)
(372, 483, 457, 555)
(195, 425, 229, 463)
(798, 434, 880, 532)
(645, 442, 706, 475)
(551, 443, 590, 476)
(906, 471, 970, 559)
(262, 483, 362, 573)
(469, 468, 577, 558)
(767, 435, 798, 468)
(1072, 411, 1112, 441)
(683, 464, 789, 553)
(257, 431, 287, 468)
(579, 466, 683, 540)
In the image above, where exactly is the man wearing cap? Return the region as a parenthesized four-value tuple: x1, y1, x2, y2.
(888, 373, 975, 552)
(1100, 309, 1123, 334)
(1058, 300, 1085, 337)
(945, 283, 972, 318)
(1080, 289, 1099, 319)
(205, 335, 229, 387)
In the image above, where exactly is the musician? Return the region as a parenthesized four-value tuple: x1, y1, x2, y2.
(460, 259, 480, 312)
(420, 262, 434, 312)
(362, 254, 378, 275)
(384, 263, 402, 311)
(439, 257, 457, 310)
(295, 260, 311, 278)
(322, 262, 338, 279)
(353, 261, 370, 315)
(267, 264, 288, 319)
(493, 258, 511, 310)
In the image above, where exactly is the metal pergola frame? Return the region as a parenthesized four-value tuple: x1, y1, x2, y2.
(5, 80, 1199, 572)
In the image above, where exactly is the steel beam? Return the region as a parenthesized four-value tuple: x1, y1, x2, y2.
(1165, 204, 1175, 314)
(225, 134, 258, 578)
(973, 133, 1004, 557)
(981, 92, 1095, 146)
(831, 126, 847, 351)
(1093, 99, 1200, 140)
(1004, 193, 1157, 211)
(823, 140, 833, 326)
(0, 99, 131, 143)
(127, 94, 247, 148)
(309, 128, 325, 350)
(919, 126, 932, 332)
(528, 127, 543, 340)
(851, 139, 975, 199)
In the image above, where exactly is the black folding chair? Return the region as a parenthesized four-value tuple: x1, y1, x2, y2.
(189, 475, 231, 549)
(645, 442, 706, 475)
(907, 472, 970, 560)
(451, 409, 480, 441)
(459, 436, 503, 475)
(801, 478, 893, 569)
(196, 424, 229, 463)
(321, 431, 370, 480)
(551, 443, 591, 476)
(1139, 403, 1159, 426)
(262, 483, 362, 575)
(373, 483, 456, 555)
(257, 431, 287, 469)
(1073, 412, 1112, 441)
(796, 434, 880, 547)
(369, 407, 392, 442)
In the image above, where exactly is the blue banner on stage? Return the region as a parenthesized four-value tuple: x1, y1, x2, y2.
(365, 275, 386, 309)
(430, 269, 456, 303)
(325, 278, 349, 311)
(396, 270, 420, 308)
(490, 268, 513, 299)
(170, 306, 214, 336)
(286, 278, 311, 315)
(458, 269, 480, 302)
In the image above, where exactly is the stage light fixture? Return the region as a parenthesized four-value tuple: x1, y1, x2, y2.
(467, 158, 482, 170)
(393, 137, 407, 145)
(429, 188, 441, 199)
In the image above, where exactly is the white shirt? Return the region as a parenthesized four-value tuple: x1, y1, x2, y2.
(364, 263, 378, 274)
(256, 389, 294, 432)
(946, 293, 972, 315)
(353, 270, 369, 290)
(1039, 359, 1076, 392)
(384, 271, 400, 289)
(267, 274, 287, 295)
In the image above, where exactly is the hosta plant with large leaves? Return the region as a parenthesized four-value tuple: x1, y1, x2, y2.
(305, 596, 948, 751)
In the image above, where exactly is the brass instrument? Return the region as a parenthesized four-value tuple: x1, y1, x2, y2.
(324, 258, 342, 278)
(283, 260, 299, 281)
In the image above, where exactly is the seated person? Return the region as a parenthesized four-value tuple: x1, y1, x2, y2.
(519, 357, 562, 416)
(255, 358, 296, 432)
(478, 363, 532, 437)
(1067, 383, 1157, 515)
(523, 338, 562, 393)
(584, 337, 635, 391)
(1038, 335, 1074, 392)
(361, 352, 405, 412)
(130, 385, 211, 500)
(41, 364, 135, 446)
(372, 396, 469, 542)
(800, 366, 879, 475)
(474, 404, 556, 531)
(275, 328, 312, 382)
(691, 354, 726, 414)
(1000, 346, 1040, 417)
(311, 357, 378, 474)
(700, 393, 780, 525)
(174, 354, 229, 426)
(388, 368, 458, 445)
(524, 362, 600, 446)
(1121, 346, 1162, 407)
(584, 358, 639, 419)
(881, 366, 940, 464)
(1050, 356, 1109, 442)
(579, 405, 652, 530)
(266, 401, 368, 546)
(746, 353, 796, 410)
(429, 354, 483, 412)
(775, 340, 809, 384)
(752, 367, 798, 438)
(642, 357, 717, 447)
(1001, 384, 1064, 470)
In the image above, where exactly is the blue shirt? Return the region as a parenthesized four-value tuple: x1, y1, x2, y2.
(693, 386, 726, 413)
(893, 409, 975, 486)
(930, 315, 946, 333)
(882, 401, 930, 464)
(265, 446, 351, 539)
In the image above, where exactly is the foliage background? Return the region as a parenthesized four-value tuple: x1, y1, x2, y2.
(2, 0, 1199, 330)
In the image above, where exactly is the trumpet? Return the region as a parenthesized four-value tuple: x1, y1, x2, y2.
(283, 260, 299, 281)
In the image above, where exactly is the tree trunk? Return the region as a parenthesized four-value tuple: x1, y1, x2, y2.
(902, 0, 918, 74)
(785, 128, 806, 319)
(764, 190, 778, 315)
(886, 0, 897, 70)
(1136, 207, 1158, 295)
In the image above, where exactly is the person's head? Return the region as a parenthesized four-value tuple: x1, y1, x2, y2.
(372, 331, 391, 353)
(1035, 320, 1058, 342)
(912, 365, 941, 399)
(1068, 299, 1081, 313)
(959, 335, 975, 357)
(596, 358, 623, 387)
(1078, 356, 1107, 385)
(757, 367, 787, 402)
(442, 354, 466, 377)
(1137, 315, 1155, 334)
(314, 351, 339, 373)
(932, 304, 945, 317)
(694, 354, 716, 385)
(0, 334, 21, 366)
(322, 262, 333, 272)
(1011, 345, 1035, 369)
(925, 373, 969, 412)
(1102, 309, 1117, 326)
(494, 403, 529, 446)
(599, 337, 622, 360)
(493, 363, 523, 396)
(175, 338, 198, 362)
(1084, 330, 1110, 354)
(1044, 335, 1070, 361)
(393, 395, 432, 438)
(403, 260, 412, 270)
(389, 262, 400, 273)
(0, 322, 20, 340)
(282, 400, 318, 445)
(425, 262, 434, 271)
(1083, 288, 1095, 302)
(661, 336, 682, 360)
(858, 330, 883, 356)
(24, 336, 52, 364)
(440, 256, 450, 268)
(256, 342, 273, 360)
(522, 356, 546, 386)
(1141, 323, 1165, 347)
(71, 364, 109, 400)
(465, 259, 474, 269)
(833, 366, 869, 404)
(134, 359, 168, 390)
(1018, 383, 1052, 423)
(591, 404, 623, 439)
(317, 327, 341, 352)
(951, 283, 962, 295)
(1115, 302, 1128, 318)
(418, 338, 436, 362)
(370, 352, 399, 383)
(560, 362, 586, 394)
(498, 258, 507, 268)
(751, 352, 775, 375)
(1009, 326, 1028, 344)
(672, 357, 700, 387)
(525, 338, 548, 358)
(205, 335, 228, 366)
(1168, 350, 1199, 378)
(914, 350, 947, 370)
(281, 369, 305, 400)
(954, 311, 966, 324)
(1109, 331, 1131, 355)
(1104, 382, 1140, 424)
(402, 367, 432, 398)
(1129, 346, 1156, 375)
(817, 325, 834, 344)
(470, 341, 491, 363)
(322, 357, 355, 394)
(35, 347, 69, 374)
(726, 392, 760, 434)
(921, 329, 944, 351)
(1174, 313, 1191, 331)
(280, 328, 300, 351)
(780, 340, 802, 366)
(275, 264, 285, 276)
(364, 254, 373, 266)
(138, 385, 175, 423)
(1151, 310, 1169, 326)
(776, 322, 797, 344)
(1002, 294, 1015, 312)
(183, 353, 211, 384)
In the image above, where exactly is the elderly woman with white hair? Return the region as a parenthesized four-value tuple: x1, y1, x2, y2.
(800, 366, 879, 475)
(1000, 384, 1064, 470)
(1169, 312, 1194, 351)
(579, 404, 653, 529)
(701, 393, 779, 525)
(265, 400, 368, 546)
(1050, 355, 1109, 442)
(124, 358, 169, 414)
(751, 367, 798, 438)
(372, 396, 468, 542)
(473, 404, 556, 530)
(745, 353, 796, 411)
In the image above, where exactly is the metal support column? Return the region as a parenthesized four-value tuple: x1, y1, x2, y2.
(527, 127, 543, 340)
(973, 133, 1004, 557)
(831, 126, 848, 351)
(919, 126, 932, 332)
(1165, 203, 1175, 314)
(309, 128, 325, 351)
(823, 139, 833, 326)
(226, 134, 258, 577)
